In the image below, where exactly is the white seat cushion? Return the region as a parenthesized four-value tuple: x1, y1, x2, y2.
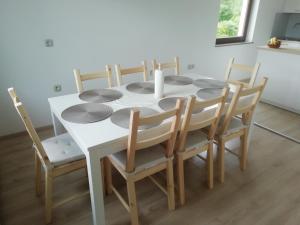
(110, 145, 168, 174)
(217, 117, 248, 136)
(42, 133, 85, 167)
(184, 129, 209, 151)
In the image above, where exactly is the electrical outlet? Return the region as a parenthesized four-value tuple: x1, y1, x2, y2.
(45, 39, 54, 47)
(54, 84, 62, 92)
(187, 64, 195, 70)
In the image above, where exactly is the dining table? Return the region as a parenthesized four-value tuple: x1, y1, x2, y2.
(48, 73, 255, 225)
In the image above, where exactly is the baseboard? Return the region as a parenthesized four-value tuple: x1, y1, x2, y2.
(260, 99, 300, 115)
(0, 125, 53, 141)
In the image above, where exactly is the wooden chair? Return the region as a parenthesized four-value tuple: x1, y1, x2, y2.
(176, 89, 229, 205)
(152, 56, 180, 75)
(215, 77, 268, 183)
(115, 61, 148, 86)
(7, 88, 88, 224)
(105, 99, 184, 225)
(73, 65, 113, 93)
(224, 57, 260, 88)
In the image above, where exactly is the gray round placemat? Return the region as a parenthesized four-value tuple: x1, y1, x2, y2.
(126, 82, 154, 94)
(110, 107, 161, 130)
(196, 88, 233, 103)
(79, 89, 123, 103)
(61, 103, 113, 124)
(158, 97, 203, 114)
(164, 75, 193, 86)
(193, 78, 227, 89)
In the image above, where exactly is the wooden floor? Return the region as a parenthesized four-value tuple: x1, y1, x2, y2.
(1, 123, 300, 225)
(256, 102, 300, 140)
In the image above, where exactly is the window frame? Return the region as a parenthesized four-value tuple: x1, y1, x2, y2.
(216, 0, 253, 45)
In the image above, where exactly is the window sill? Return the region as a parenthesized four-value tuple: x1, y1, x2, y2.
(215, 41, 254, 47)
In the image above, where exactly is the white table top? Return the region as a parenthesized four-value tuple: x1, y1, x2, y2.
(48, 73, 222, 156)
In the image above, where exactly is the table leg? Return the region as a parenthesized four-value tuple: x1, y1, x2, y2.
(86, 151, 106, 225)
(51, 108, 65, 136)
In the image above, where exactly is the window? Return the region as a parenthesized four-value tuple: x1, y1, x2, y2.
(216, 0, 253, 45)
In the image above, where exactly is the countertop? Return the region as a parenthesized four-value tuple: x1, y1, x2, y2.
(257, 41, 300, 55)
(257, 46, 300, 55)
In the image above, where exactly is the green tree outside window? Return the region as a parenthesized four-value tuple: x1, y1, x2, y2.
(217, 0, 243, 38)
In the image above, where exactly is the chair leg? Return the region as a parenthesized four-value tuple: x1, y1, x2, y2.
(35, 152, 42, 196)
(240, 129, 249, 171)
(176, 155, 185, 206)
(217, 138, 225, 184)
(45, 171, 53, 224)
(127, 179, 139, 225)
(207, 143, 214, 189)
(105, 157, 113, 195)
(166, 160, 175, 210)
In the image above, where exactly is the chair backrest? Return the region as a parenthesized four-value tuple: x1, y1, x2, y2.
(219, 77, 268, 135)
(152, 56, 180, 75)
(73, 65, 113, 93)
(177, 88, 229, 152)
(126, 99, 184, 172)
(7, 88, 48, 160)
(115, 60, 148, 86)
(224, 57, 260, 88)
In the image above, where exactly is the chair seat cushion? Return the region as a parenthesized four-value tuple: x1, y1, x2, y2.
(42, 133, 85, 167)
(110, 145, 168, 174)
(217, 116, 248, 136)
(184, 129, 209, 151)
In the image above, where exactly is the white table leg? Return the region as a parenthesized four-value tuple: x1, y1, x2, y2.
(86, 151, 106, 225)
(51, 107, 65, 136)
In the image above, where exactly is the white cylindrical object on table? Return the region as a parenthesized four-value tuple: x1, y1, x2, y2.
(154, 69, 164, 99)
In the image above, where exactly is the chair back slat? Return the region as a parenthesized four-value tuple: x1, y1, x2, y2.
(233, 105, 254, 117)
(193, 95, 225, 111)
(79, 72, 109, 81)
(115, 60, 148, 86)
(152, 56, 180, 75)
(136, 132, 172, 151)
(139, 109, 177, 126)
(231, 64, 254, 73)
(188, 118, 216, 133)
(120, 66, 145, 75)
(239, 84, 263, 97)
(126, 99, 183, 172)
(220, 77, 268, 134)
(7, 88, 48, 160)
(73, 65, 113, 93)
(177, 88, 229, 152)
(225, 57, 260, 88)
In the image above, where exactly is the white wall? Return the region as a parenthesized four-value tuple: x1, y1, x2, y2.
(0, 0, 285, 136)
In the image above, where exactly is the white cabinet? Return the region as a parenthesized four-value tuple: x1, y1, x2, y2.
(284, 0, 300, 13)
(256, 47, 300, 114)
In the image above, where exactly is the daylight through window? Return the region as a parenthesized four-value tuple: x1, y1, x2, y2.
(216, 0, 253, 44)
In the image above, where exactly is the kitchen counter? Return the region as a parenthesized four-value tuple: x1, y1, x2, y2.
(257, 40, 300, 55)
(257, 46, 300, 55)
(256, 45, 300, 114)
